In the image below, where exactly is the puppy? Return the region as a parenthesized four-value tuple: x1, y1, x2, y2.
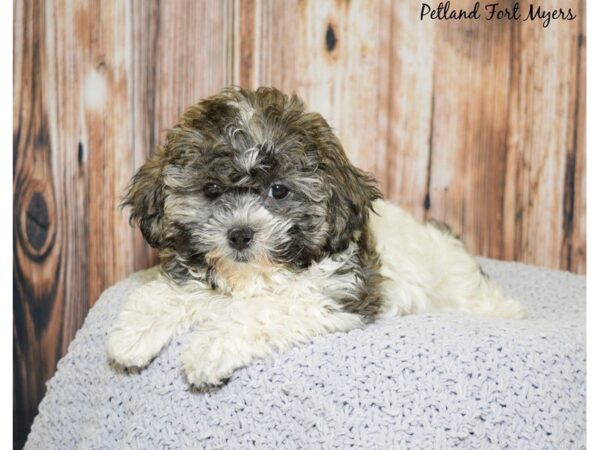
(107, 87, 525, 388)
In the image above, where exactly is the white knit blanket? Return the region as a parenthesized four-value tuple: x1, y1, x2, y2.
(25, 258, 586, 449)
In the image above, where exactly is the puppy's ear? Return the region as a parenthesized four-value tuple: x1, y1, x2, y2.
(324, 146, 382, 253)
(122, 148, 167, 249)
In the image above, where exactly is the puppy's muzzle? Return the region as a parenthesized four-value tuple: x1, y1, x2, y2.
(227, 226, 255, 251)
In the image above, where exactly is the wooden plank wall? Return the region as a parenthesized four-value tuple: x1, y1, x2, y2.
(13, 0, 585, 446)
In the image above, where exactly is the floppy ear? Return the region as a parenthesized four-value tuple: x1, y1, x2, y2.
(122, 148, 167, 249)
(324, 150, 382, 253)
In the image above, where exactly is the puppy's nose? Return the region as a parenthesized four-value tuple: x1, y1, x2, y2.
(227, 227, 255, 251)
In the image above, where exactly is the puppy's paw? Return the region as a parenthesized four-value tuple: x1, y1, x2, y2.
(107, 326, 165, 368)
(181, 335, 249, 389)
(500, 298, 528, 320)
(106, 280, 192, 368)
(183, 363, 229, 390)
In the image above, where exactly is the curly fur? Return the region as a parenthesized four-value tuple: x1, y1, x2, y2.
(107, 87, 525, 388)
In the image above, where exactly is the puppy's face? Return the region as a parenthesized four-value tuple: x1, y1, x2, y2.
(124, 88, 380, 286)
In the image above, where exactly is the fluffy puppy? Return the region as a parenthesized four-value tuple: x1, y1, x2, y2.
(107, 87, 525, 388)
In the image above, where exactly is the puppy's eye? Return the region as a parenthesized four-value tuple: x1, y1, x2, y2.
(203, 182, 222, 200)
(268, 184, 289, 200)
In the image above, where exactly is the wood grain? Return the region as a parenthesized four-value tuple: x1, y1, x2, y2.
(378, 0, 436, 216)
(13, 0, 586, 446)
(562, 0, 586, 273)
(14, 1, 65, 445)
(427, 0, 512, 258)
(502, 0, 585, 269)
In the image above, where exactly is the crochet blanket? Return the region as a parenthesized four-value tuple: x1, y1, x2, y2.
(25, 258, 586, 449)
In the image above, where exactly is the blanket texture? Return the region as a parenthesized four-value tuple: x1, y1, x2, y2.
(25, 258, 586, 449)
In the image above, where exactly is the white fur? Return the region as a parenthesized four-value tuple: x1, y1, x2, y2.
(372, 201, 527, 319)
(107, 200, 525, 387)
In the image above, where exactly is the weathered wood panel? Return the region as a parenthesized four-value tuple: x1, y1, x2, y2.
(14, 1, 68, 445)
(569, 0, 586, 274)
(502, 0, 585, 270)
(377, 0, 436, 214)
(13, 0, 585, 447)
(426, 2, 513, 258)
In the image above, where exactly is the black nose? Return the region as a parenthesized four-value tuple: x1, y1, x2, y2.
(227, 227, 255, 251)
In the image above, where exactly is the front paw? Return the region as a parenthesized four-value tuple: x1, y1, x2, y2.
(107, 326, 164, 368)
(106, 279, 191, 368)
(181, 336, 249, 389)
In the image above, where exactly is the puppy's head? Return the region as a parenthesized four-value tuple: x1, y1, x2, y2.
(124, 87, 380, 287)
